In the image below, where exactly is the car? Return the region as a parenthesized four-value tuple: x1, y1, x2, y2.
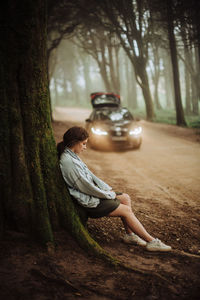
(85, 92, 142, 150)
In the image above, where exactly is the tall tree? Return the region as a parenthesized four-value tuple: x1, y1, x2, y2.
(0, 0, 114, 263)
(124, 53, 138, 109)
(183, 47, 192, 114)
(162, 50, 174, 109)
(148, 10, 163, 110)
(75, 27, 121, 93)
(177, 0, 199, 115)
(166, 0, 187, 125)
(148, 44, 162, 110)
(97, 0, 155, 120)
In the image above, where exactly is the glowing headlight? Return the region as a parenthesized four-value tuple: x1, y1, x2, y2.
(129, 126, 142, 136)
(91, 127, 108, 136)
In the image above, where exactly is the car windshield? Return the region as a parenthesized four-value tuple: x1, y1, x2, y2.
(96, 109, 133, 122)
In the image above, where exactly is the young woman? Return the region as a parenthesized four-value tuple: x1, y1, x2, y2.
(57, 126, 171, 252)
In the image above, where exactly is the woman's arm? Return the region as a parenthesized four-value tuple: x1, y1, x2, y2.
(88, 170, 113, 191)
(73, 168, 116, 199)
(60, 158, 116, 200)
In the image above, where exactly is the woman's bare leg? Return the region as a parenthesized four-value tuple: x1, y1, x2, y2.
(116, 194, 133, 234)
(108, 203, 154, 242)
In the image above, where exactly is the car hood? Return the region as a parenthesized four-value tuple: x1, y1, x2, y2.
(93, 120, 134, 128)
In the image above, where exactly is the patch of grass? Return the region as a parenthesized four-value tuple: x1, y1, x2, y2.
(131, 108, 177, 125)
(153, 109, 177, 125)
(186, 117, 200, 128)
(131, 107, 200, 128)
(129, 108, 146, 120)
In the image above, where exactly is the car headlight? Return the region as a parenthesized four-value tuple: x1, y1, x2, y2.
(129, 126, 142, 136)
(91, 127, 108, 136)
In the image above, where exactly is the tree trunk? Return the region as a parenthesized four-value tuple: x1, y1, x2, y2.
(152, 45, 162, 110)
(193, 47, 200, 114)
(154, 75, 162, 110)
(108, 45, 120, 94)
(166, 0, 187, 126)
(121, 47, 155, 119)
(184, 46, 192, 114)
(0, 0, 117, 262)
(114, 47, 121, 94)
(54, 78, 60, 107)
(99, 39, 112, 91)
(125, 55, 137, 109)
(162, 50, 174, 109)
(82, 55, 91, 102)
(135, 64, 155, 120)
(130, 67, 138, 110)
(71, 64, 80, 105)
(191, 79, 199, 115)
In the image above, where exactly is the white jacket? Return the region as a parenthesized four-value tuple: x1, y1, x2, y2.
(60, 148, 116, 208)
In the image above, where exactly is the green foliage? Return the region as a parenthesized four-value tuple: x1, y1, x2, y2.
(153, 109, 177, 125)
(187, 118, 200, 128)
(131, 108, 200, 128)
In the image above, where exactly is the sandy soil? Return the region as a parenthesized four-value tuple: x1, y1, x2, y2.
(1, 107, 200, 299)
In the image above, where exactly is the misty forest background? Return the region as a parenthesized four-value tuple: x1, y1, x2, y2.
(48, 0, 200, 127)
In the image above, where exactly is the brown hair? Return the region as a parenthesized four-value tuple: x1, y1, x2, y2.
(57, 126, 89, 159)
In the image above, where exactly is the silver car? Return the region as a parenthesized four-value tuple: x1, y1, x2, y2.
(85, 92, 142, 150)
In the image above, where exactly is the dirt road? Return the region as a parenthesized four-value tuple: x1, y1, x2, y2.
(53, 107, 200, 298)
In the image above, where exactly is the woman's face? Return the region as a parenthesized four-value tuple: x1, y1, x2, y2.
(72, 139, 88, 154)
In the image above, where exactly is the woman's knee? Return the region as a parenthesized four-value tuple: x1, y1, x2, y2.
(119, 204, 132, 217)
(119, 193, 131, 206)
(108, 203, 132, 217)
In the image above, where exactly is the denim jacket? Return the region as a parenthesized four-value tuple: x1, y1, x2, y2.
(60, 148, 116, 208)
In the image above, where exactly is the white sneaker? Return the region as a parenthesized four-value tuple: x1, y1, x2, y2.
(123, 233, 147, 246)
(146, 238, 172, 252)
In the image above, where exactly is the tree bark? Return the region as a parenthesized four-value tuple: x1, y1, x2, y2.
(98, 38, 112, 91)
(125, 54, 138, 109)
(81, 55, 92, 101)
(191, 78, 199, 115)
(134, 63, 155, 119)
(108, 45, 120, 93)
(166, 0, 187, 126)
(114, 46, 121, 94)
(184, 46, 192, 114)
(152, 46, 162, 110)
(162, 50, 174, 109)
(0, 0, 117, 263)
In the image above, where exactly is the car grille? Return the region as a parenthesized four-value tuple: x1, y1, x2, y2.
(109, 127, 128, 137)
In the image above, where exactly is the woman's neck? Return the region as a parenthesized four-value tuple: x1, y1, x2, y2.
(68, 147, 76, 154)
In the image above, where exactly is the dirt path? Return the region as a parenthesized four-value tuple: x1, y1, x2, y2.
(53, 107, 200, 298)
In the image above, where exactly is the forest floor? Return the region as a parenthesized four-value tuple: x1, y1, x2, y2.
(1, 107, 200, 300)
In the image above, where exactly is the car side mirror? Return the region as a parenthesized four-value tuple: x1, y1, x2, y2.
(85, 118, 92, 122)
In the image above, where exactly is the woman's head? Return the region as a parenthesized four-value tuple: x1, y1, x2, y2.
(57, 126, 89, 158)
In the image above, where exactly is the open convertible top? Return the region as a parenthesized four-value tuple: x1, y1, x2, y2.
(90, 92, 121, 108)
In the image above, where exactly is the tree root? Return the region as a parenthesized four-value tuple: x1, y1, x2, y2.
(30, 268, 80, 293)
(170, 249, 200, 259)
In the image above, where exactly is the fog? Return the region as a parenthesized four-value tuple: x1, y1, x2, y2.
(49, 38, 174, 111)
(48, 1, 200, 126)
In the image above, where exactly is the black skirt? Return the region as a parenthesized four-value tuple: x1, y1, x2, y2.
(84, 198, 121, 218)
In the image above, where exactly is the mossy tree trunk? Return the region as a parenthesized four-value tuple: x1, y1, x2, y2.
(0, 0, 113, 260)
